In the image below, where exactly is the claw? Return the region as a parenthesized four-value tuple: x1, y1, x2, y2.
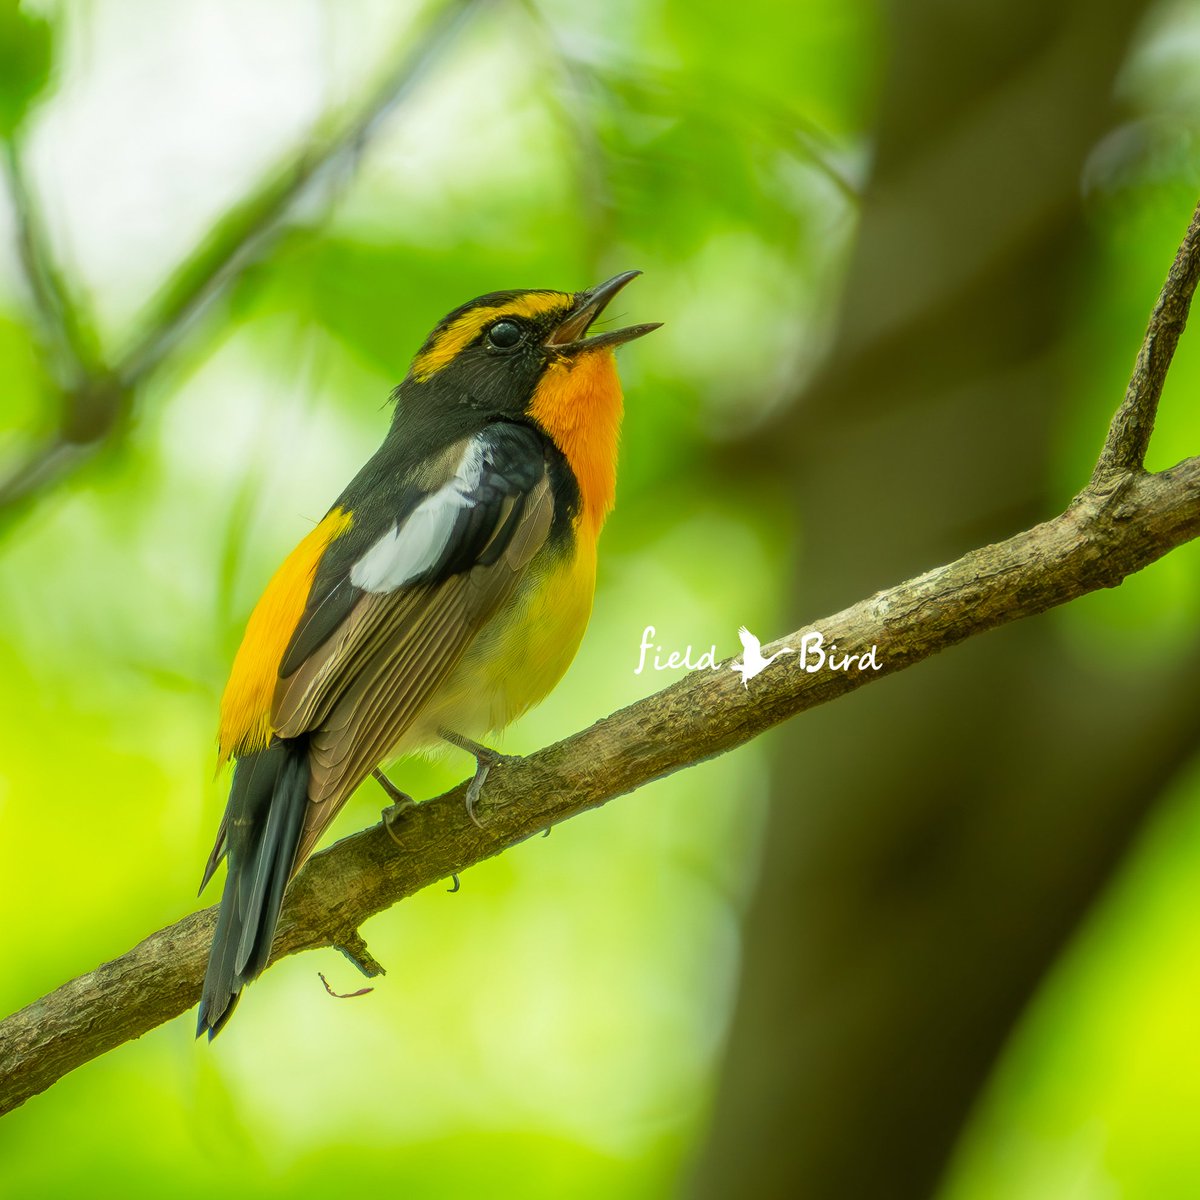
(464, 756, 493, 828)
(382, 805, 411, 847)
(440, 728, 516, 826)
(374, 768, 416, 847)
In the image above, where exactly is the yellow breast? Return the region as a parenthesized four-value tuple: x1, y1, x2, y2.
(489, 536, 598, 723)
(421, 535, 598, 739)
(427, 348, 622, 736)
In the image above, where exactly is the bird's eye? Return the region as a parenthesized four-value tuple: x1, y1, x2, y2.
(486, 320, 524, 350)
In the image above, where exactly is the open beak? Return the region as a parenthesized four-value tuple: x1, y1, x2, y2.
(546, 270, 662, 354)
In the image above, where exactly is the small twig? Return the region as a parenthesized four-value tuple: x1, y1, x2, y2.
(318, 973, 375, 1000)
(334, 930, 387, 978)
(1093, 197, 1200, 483)
(567, 56, 860, 205)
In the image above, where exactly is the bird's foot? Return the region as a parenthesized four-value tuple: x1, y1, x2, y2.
(439, 728, 519, 828)
(374, 768, 415, 847)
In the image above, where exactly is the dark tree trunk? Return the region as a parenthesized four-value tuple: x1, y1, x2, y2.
(690, 3, 1200, 1197)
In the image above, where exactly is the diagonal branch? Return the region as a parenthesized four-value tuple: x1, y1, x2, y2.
(0, 138, 99, 390)
(0, 138, 125, 515)
(114, 0, 489, 391)
(0, 458, 1197, 1116)
(2, 201, 1199, 1119)
(0, 0, 489, 520)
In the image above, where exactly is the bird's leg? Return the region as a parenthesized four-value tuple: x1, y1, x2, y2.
(373, 766, 414, 809)
(439, 728, 518, 828)
(374, 767, 415, 847)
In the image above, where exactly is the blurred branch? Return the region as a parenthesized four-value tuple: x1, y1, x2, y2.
(113, 0, 488, 390)
(0, 138, 98, 388)
(0, 0, 489, 522)
(521, 0, 859, 234)
(0, 136, 126, 514)
(3, 201, 1200, 1108)
(518, 0, 616, 265)
(583, 55, 861, 204)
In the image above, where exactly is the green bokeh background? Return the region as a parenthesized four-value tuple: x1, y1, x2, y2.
(0, 0, 1198, 1195)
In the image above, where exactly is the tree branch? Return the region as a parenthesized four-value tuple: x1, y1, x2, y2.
(0, 454, 1197, 1114)
(0, 137, 127, 515)
(1094, 198, 1200, 481)
(113, 0, 489, 392)
(0, 138, 98, 390)
(2, 200, 1198, 1117)
(0, 0, 488, 519)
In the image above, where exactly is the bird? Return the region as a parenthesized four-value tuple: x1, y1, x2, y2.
(196, 270, 659, 1038)
(731, 625, 792, 687)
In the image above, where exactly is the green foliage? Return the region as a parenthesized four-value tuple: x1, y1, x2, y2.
(0, 1, 1198, 1197)
(0, 0, 52, 138)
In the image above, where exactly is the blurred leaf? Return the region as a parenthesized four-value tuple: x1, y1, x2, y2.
(660, 0, 879, 134)
(235, 229, 586, 378)
(3, 2, 1200, 1198)
(0, 311, 51, 435)
(0, 0, 54, 138)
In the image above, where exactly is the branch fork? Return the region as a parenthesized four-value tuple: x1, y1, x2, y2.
(2, 200, 1199, 1117)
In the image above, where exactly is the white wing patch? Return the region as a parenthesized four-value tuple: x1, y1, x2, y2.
(350, 439, 485, 594)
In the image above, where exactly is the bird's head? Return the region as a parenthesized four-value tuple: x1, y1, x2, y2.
(401, 270, 658, 411)
(395, 271, 659, 529)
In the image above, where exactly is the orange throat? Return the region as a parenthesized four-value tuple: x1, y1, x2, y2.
(528, 349, 624, 535)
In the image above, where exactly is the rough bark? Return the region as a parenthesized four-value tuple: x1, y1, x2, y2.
(1, 438, 1197, 1114)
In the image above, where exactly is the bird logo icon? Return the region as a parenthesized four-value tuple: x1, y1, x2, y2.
(731, 626, 792, 687)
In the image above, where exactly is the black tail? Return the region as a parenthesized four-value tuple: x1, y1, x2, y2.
(197, 738, 309, 1039)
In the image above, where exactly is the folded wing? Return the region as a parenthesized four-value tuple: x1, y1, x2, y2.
(272, 421, 555, 866)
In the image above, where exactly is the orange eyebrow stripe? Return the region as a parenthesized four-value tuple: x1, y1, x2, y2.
(216, 506, 354, 765)
(412, 293, 571, 381)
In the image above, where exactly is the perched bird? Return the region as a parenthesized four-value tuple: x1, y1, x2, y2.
(731, 625, 792, 687)
(197, 271, 658, 1038)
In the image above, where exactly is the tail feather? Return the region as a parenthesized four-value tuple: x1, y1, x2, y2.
(197, 738, 309, 1040)
(197, 813, 228, 896)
